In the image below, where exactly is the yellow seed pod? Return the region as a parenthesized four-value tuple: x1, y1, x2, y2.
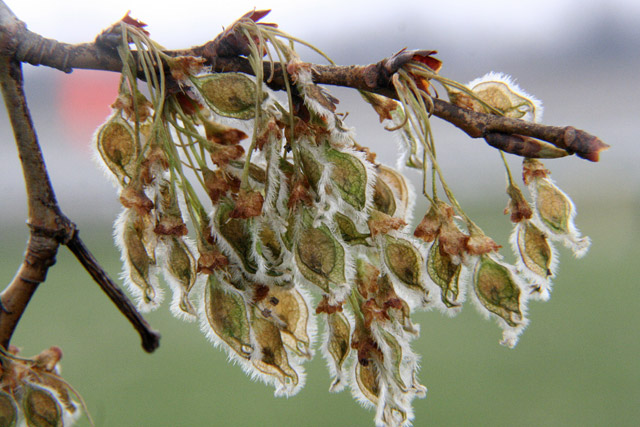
(191, 72, 265, 120)
(96, 114, 138, 182)
(295, 223, 346, 292)
(21, 383, 63, 427)
(257, 286, 311, 358)
(34, 374, 77, 416)
(426, 240, 462, 307)
(123, 213, 157, 305)
(165, 236, 197, 316)
(534, 179, 572, 235)
(383, 235, 426, 293)
(0, 390, 18, 427)
(355, 362, 380, 405)
(326, 311, 351, 391)
(251, 309, 299, 387)
(204, 275, 253, 359)
(372, 176, 397, 216)
(258, 222, 282, 260)
(473, 256, 523, 327)
(449, 72, 542, 122)
(377, 165, 411, 219)
(516, 221, 553, 278)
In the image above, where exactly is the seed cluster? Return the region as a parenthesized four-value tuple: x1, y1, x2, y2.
(91, 14, 590, 427)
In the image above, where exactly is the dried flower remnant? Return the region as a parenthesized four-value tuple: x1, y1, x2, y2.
(0, 346, 90, 427)
(87, 11, 602, 427)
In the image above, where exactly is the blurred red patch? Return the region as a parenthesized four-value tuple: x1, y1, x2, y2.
(57, 70, 120, 150)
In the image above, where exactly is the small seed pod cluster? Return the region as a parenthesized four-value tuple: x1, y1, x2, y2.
(0, 347, 82, 427)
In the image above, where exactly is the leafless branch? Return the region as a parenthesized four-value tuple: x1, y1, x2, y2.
(0, 36, 158, 353)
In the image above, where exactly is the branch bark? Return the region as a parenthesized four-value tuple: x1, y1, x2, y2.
(0, 48, 159, 353)
(0, 2, 608, 162)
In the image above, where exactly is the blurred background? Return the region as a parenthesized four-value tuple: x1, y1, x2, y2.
(1, 0, 638, 425)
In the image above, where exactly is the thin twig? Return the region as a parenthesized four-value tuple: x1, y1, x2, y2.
(66, 231, 161, 353)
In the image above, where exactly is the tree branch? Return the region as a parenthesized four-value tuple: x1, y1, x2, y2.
(0, 2, 609, 162)
(0, 49, 158, 353)
(66, 232, 160, 353)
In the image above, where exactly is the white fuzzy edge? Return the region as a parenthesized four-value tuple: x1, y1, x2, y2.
(376, 231, 444, 313)
(528, 177, 591, 258)
(156, 235, 200, 322)
(467, 72, 544, 123)
(509, 221, 559, 302)
(113, 209, 164, 312)
(196, 273, 308, 398)
(466, 254, 530, 348)
(319, 309, 356, 393)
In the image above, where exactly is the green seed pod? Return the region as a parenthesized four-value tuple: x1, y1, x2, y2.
(377, 328, 407, 391)
(473, 256, 523, 327)
(355, 362, 380, 405)
(325, 148, 369, 210)
(191, 72, 264, 120)
(96, 114, 138, 183)
(215, 202, 257, 274)
(377, 165, 410, 219)
(0, 390, 18, 427)
(295, 223, 346, 292)
(383, 235, 426, 293)
(333, 212, 370, 246)
(373, 176, 397, 216)
(251, 309, 299, 387)
(164, 236, 198, 316)
(21, 383, 62, 427)
(427, 240, 462, 307)
(123, 213, 157, 305)
(326, 311, 351, 391)
(204, 275, 253, 359)
(299, 145, 324, 190)
(516, 221, 553, 278)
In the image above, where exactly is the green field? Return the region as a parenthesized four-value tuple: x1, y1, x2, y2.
(1, 200, 638, 427)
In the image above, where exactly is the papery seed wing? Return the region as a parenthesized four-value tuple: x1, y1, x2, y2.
(258, 286, 311, 358)
(325, 311, 352, 392)
(382, 235, 427, 294)
(95, 113, 138, 183)
(473, 256, 523, 327)
(251, 309, 299, 391)
(0, 390, 18, 427)
(203, 275, 253, 359)
(191, 73, 265, 119)
(22, 383, 63, 427)
(295, 224, 346, 292)
(214, 202, 258, 274)
(427, 240, 462, 308)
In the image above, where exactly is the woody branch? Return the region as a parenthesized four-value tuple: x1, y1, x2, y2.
(0, 1, 160, 352)
(0, 3, 609, 163)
